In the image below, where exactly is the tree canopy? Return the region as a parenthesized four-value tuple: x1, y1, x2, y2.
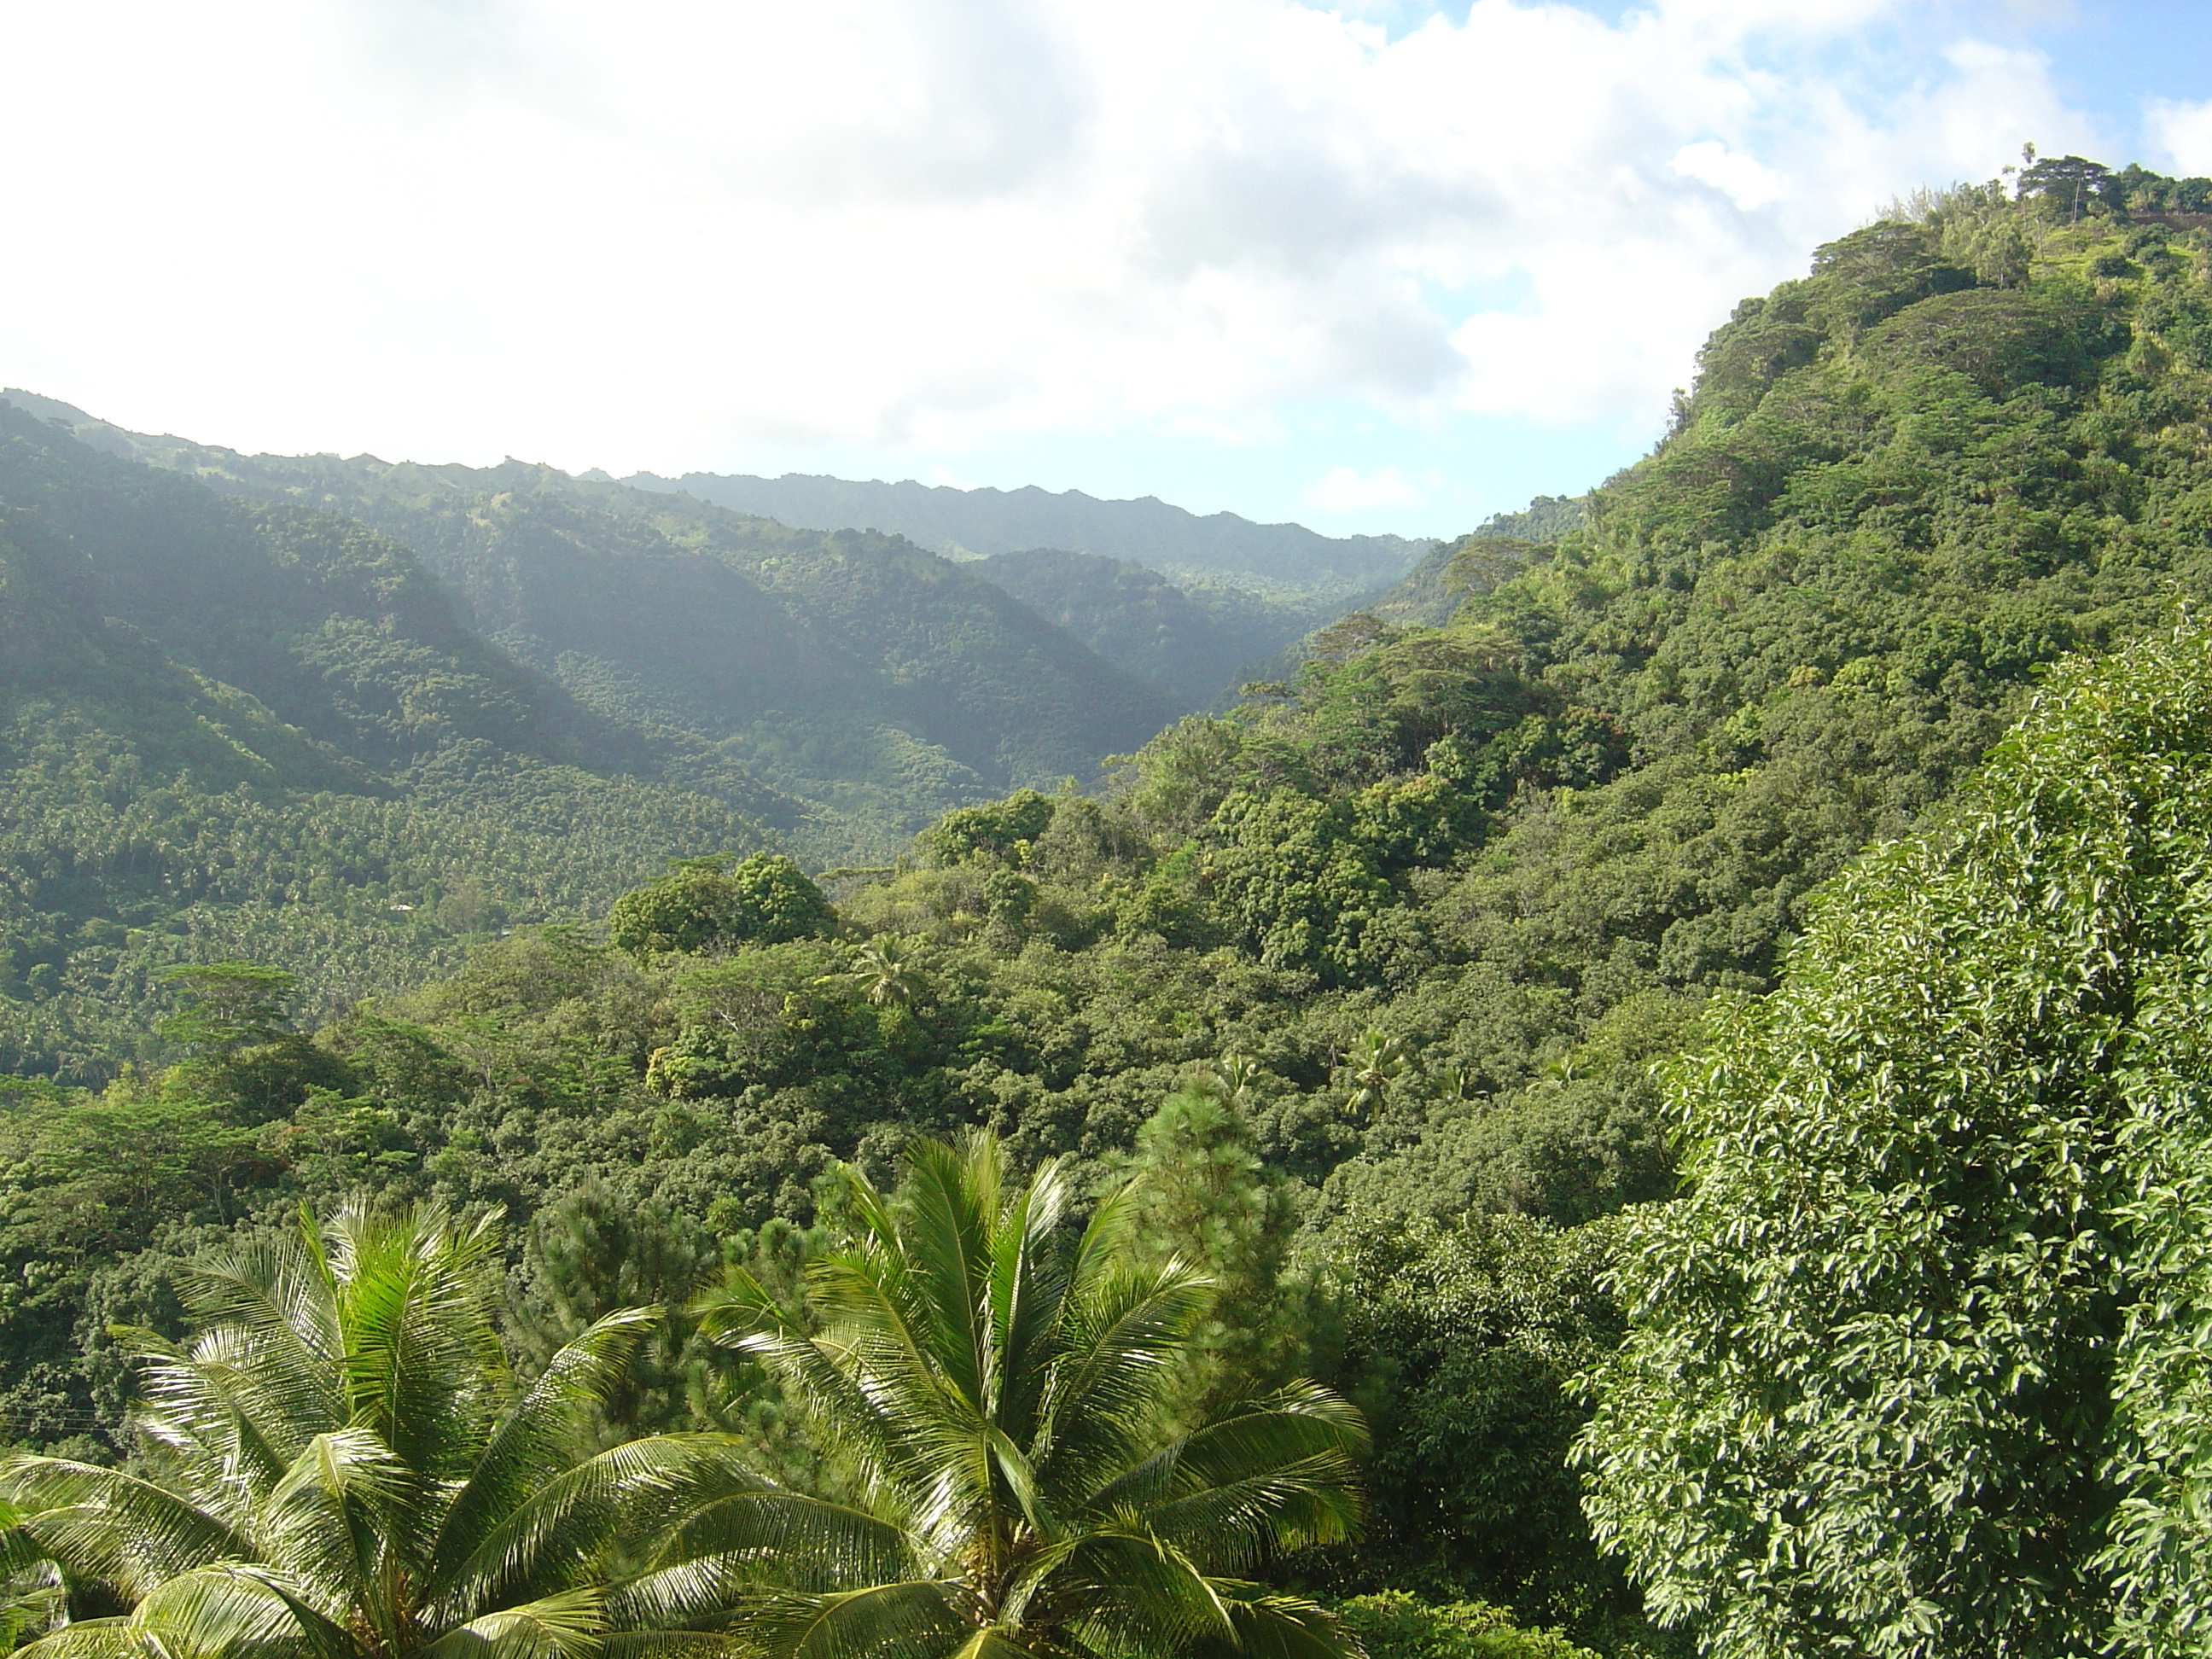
(1580, 623, 2212, 1657)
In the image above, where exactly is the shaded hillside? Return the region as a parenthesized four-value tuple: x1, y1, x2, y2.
(626, 469, 1430, 595)
(968, 549, 1338, 707)
(0, 403, 771, 1077)
(5, 396, 1180, 864)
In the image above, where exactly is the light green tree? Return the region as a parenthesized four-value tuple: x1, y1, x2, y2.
(816, 934, 928, 1010)
(695, 1131, 1369, 1659)
(0, 1202, 768, 1659)
(1577, 626, 2212, 1657)
(1343, 1030, 1411, 1119)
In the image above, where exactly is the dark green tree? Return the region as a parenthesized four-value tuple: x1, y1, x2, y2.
(154, 963, 298, 1053)
(1126, 1082, 1316, 1409)
(608, 853, 831, 958)
(513, 1186, 719, 1441)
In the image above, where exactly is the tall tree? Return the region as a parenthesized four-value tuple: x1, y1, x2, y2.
(694, 1130, 1369, 1659)
(0, 1202, 767, 1659)
(1578, 626, 2212, 1657)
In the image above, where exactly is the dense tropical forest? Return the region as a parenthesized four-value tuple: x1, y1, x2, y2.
(9, 151, 2212, 1659)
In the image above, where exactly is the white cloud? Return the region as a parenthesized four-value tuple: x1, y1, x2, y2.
(2148, 96, 2212, 177)
(1672, 142, 1786, 212)
(0, 0, 2105, 485)
(1307, 464, 1422, 512)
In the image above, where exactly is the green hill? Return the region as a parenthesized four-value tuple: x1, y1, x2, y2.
(13, 157, 2212, 1652)
(625, 469, 1431, 595)
(5, 394, 1179, 865)
(967, 549, 1340, 707)
(0, 401, 774, 1078)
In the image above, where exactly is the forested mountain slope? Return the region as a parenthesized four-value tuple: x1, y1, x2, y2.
(4, 394, 1179, 864)
(626, 469, 1430, 594)
(0, 403, 771, 1078)
(11, 163, 2212, 1653)
(967, 548, 1342, 707)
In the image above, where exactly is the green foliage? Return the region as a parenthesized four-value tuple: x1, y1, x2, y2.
(0, 1202, 770, 1659)
(33, 401, 1178, 865)
(607, 853, 831, 958)
(1337, 1592, 1603, 1659)
(1324, 1214, 1641, 1648)
(1126, 1083, 1318, 1409)
(971, 548, 1341, 709)
(694, 1130, 1371, 1659)
(152, 963, 297, 1053)
(0, 401, 773, 1079)
(1577, 624, 2212, 1657)
(511, 1186, 719, 1443)
(14, 159, 2212, 1652)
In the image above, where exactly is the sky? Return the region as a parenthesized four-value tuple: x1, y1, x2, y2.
(3, 1, 2211, 539)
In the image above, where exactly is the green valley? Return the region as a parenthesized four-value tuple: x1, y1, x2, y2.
(13, 153, 2212, 1659)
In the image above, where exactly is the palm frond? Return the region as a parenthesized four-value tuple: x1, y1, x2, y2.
(1030, 1263, 1213, 1497)
(429, 1434, 762, 1625)
(1136, 1457, 1363, 1570)
(667, 1489, 914, 1592)
(126, 1561, 330, 1659)
(328, 1204, 505, 1478)
(939, 1628, 1045, 1659)
(170, 1222, 348, 1460)
(1055, 1528, 1237, 1655)
(11, 1619, 143, 1659)
(894, 1137, 1002, 1414)
(602, 1635, 733, 1659)
(724, 1580, 965, 1659)
(432, 1307, 659, 1588)
(257, 1428, 409, 1616)
(420, 1586, 606, 1659)
(1205, 1587, 1360, 1659)
(982, 1161, 1069, 1448)
(1, 1459, 247, 1598)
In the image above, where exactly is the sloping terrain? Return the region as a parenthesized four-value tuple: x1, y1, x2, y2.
(626, 469, 1430, 594)
(0, 403, 771, 1076)
(967, 549, 1341, 708)
(6, 395, 1180, 864)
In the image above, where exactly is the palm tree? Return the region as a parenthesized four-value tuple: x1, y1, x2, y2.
(817, 935, 928, 1011)
(1342, 1031, 1408, 1120)
(0, 1202, 767, 1659)
(691, 1131, 1367, 1659)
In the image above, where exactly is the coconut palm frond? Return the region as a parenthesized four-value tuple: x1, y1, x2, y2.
(431, 1432, 767, 1624)
(11, 1619, 142, 1659)
(327, 1204, 504, 1477)
(420, 1587, 606, 1659)
(12, 1203, 771, 1659)
(430, 1307, 659, 1586)
(716, 1132, 1365, 1659)
(667, 1489, 913, 1590)
(600, 1635, 731, 1659)
(1059, 1528, 1238, 1654)
(1208, 1589, 1362, 1659)
(0, 1460, 246, 1598)
(725, 1581, 966, 1659)
(126, 1560, 332, 1659)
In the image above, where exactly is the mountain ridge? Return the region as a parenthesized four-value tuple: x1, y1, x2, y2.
(2, 393, 1180, 864)
(625, 468, 1432, 595)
